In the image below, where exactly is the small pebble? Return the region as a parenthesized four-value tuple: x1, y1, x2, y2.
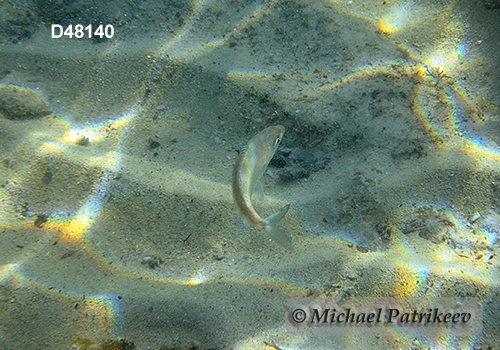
(0, 85, 51, 120)
(141, 256, 161, 269)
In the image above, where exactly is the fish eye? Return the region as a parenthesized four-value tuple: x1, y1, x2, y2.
(275, 137, 281, 145)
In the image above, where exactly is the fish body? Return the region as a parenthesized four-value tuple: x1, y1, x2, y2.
(232, 125, 292, 249)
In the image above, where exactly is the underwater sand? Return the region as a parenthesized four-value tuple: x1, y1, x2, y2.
(0, 0, 499, 349)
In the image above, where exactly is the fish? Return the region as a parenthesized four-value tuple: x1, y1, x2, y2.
(232, 125, 293, 250)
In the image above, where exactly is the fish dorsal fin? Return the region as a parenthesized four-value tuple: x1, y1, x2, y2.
(251, 180, 265, 202)
(264, 204, 293, 250)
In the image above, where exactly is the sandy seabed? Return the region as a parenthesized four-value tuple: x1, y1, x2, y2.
(0, 0, 499, 349)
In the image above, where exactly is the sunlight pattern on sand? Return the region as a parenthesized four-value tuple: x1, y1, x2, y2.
(0, 0, 499, 348)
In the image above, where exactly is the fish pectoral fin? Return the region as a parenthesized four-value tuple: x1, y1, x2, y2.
(251, 180, 265, 203)
(265, 204, 293, 250)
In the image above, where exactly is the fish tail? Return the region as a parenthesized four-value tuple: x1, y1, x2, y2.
(265, 204, 293, 250)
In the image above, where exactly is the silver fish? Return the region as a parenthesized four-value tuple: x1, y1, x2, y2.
(232, 125, 293, 249)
